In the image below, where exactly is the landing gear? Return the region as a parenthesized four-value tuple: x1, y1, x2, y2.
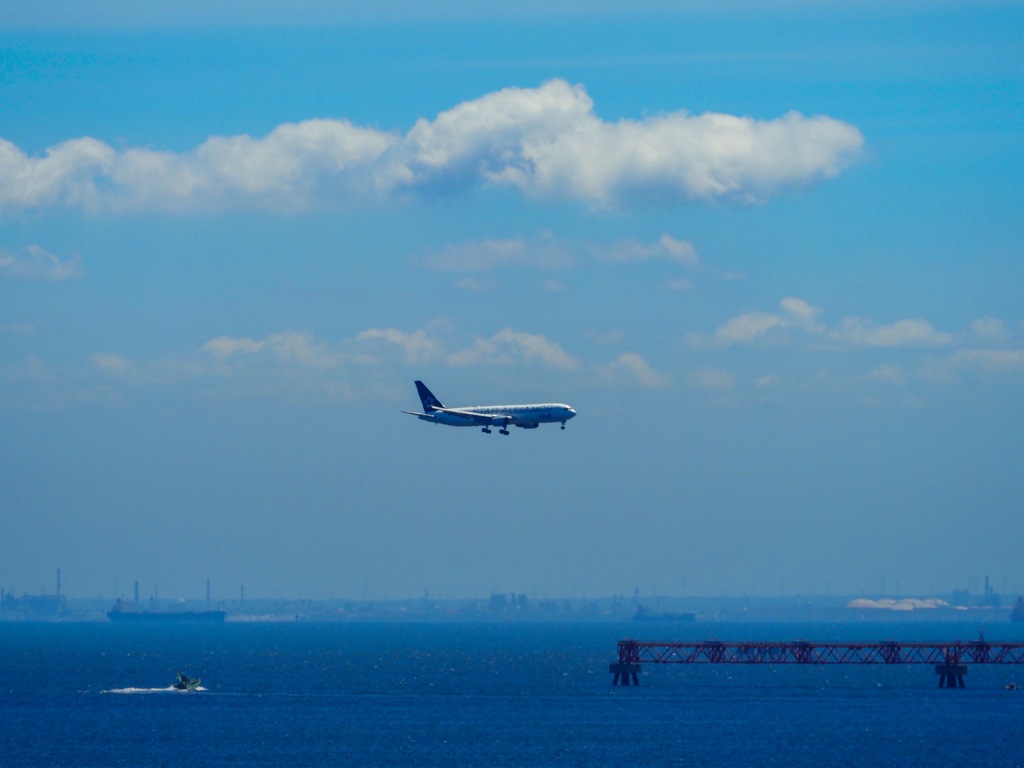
(482, 427, 492, 434)
(499, 428, 510, 435)
(561, 422, 567, 430)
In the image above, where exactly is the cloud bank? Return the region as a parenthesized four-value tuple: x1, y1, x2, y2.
(0, 80, 864, 214)
(0, 245, 83, 281)
(63, 324, 671, 405)
(422, 231, 701, 277)
(692, 297, 955, 349)
(8, 308, 1022, 411)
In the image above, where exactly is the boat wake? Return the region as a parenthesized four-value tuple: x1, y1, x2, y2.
(104, 686, 207, 694)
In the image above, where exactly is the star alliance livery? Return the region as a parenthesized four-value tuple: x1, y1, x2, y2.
(403, 381, 577, 435)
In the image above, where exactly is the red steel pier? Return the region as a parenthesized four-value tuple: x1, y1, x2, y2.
(610, 637, 1024, 688)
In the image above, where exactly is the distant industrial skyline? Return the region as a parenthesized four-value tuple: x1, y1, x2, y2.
(2, 568, 1018, 607)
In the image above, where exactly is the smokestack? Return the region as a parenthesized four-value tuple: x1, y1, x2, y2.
(57, 568, 61, 597)
(206, 579, 211, 610)
(134, 580, 139, 607)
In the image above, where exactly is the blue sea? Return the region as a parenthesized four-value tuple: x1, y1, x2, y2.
(2, 621, 1022, 767)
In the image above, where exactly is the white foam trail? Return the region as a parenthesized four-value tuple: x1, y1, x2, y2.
(103, 686, 207, 694)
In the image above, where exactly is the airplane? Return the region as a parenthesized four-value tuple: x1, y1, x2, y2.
(403, 380, 576, 435)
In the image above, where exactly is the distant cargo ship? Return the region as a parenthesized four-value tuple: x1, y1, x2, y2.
(107, 599, 225, 623)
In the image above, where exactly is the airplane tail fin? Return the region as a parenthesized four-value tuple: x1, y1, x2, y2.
(415, 380, 444, 411)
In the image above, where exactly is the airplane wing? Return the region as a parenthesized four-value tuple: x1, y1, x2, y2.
(435, 407, 510, 426)
(402, 410, 435, 419)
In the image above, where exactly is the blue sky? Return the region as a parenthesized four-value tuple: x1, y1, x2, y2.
(2, 1, 1022, 602)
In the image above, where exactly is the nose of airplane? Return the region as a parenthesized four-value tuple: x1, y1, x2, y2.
(567, 407, 577, 419)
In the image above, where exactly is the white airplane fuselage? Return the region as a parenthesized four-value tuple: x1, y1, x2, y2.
(427, 403, 576, 429)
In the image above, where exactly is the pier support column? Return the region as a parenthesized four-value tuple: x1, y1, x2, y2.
(935, 664, 967, 688)
(610, 662, 641, 686)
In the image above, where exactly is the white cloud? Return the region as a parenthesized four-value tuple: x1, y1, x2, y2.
(393, 81, 591, 194)
(263, 332, 343, 368)
(92, 353, 135, 376)
(968, 317, 1008, 341)
(356, 328, 442, 363)
(687, 365, 735, 391)
(424, 233, 573, 272)
(952, 349, 1024, 374)
(867, 365, 906, 385)
(693, 296, 825, 347)
(202, 324, 577, 375)
(202, 336, 265, 358)
(831, 318, 952, 348)
(659, 234, 700, 266)
(5, 323, 591, 408)
(201, 332, 343, 368)
(688, 301, 1024, 395)
(0, 80, 864, 214)
(709, 311, 785, 345)
(499, 94, 864, 207)
(694, 298, 959, 350)
(426, 232, 700, 288)
(446, 337, 506, 367)
(74, 333, 354, 397)
(492, 328, 580, 370)
(597, 352, 671, 389)
(119, 120, 394, 211)
(447, 328, 580, 370)
(345, 324, 654, 386)
(590, 233, 699, 266)
(0, 137, 115, 211)
(0, 122, 393, 214)
(779, 296, 819, 322)
(0, 244, 83, 281)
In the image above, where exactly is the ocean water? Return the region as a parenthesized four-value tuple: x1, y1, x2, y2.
(2, 621, 1022, 767)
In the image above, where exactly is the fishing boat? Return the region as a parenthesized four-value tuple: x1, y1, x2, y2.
(172, 671, 201, 692)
